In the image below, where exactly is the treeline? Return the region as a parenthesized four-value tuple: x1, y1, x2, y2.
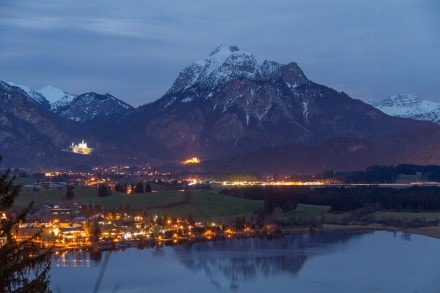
(336, 164, 440, 183)
(114, 181, 152, 193)
(221, 185, 440, 214)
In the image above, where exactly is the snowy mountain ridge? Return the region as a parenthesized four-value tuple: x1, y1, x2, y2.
(52, 92, 134, 122)
(1, 81, 134, 123)
(37, 85, 76, 110)
(369, 94, 440, 124)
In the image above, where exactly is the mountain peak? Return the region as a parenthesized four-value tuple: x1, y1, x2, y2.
(37, 85, 76, 111)
(55, 91, 134, 122)
(209, 44, 240, 57)
(167, 45, 260, 95)
(369, 94, 440, 124)
(38, 85, 74, 104)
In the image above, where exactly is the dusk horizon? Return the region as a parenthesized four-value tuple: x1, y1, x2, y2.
(1, 1, 439, 106)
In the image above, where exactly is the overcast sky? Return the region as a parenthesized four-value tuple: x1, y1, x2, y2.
(0, 0, 439, 106)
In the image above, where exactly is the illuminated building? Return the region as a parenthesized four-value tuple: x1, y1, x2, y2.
(183, 157, 200, 165)
(68, 140, 93, 155)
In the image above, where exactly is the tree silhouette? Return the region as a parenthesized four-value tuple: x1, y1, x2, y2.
(135, 181, 144, 193)
(183, 188, 192, 203)
(145, 182, 152, 193)
(98, 184, 111, 197)
(66, 184, 74, 199)
(0, 157, 52, 292)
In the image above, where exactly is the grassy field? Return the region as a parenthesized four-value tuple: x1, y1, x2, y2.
(281, 205, 440, 226)
(372, 211, 440, 222)
(282, 204, 347, 224)
(283, 204, 330, 221)
(14, 187, 263, 222)
(149, 191, 263, 221)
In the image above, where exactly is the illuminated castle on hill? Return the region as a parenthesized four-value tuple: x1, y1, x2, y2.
(183, 157, 200, 165)
(68, 140, 93, 155)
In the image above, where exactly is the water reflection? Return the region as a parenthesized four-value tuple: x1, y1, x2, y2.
(53, 250, 91, 268)
(172, 232, 367, 288)
(51, 231, 440, 293)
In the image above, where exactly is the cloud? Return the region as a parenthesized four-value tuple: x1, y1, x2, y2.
(0, 0, 439, 106)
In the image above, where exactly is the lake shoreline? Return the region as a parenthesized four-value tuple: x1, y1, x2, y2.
(47, 223, 439, 254)
(290, 224, 440, 239)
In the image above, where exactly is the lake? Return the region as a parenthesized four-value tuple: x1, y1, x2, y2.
(50, 231, 440, 293)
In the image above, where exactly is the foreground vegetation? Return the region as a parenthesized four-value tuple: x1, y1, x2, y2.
(1, 162, 51, 292)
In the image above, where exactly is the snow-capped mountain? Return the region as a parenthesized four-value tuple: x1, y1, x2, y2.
(54, 92, 134, 122)
(37, 85, 76, 110)
(369, 94, 440, 124)
(128, 45, 430, 160)
(1, 81, 134, 123)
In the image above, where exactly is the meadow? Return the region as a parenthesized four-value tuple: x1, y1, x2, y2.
(15, 186, 263, 222)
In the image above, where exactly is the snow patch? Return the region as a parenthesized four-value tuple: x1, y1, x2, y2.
(181, 97, 193, 103)
(303, 101, 309, 123)
(285, 82, 298, 89)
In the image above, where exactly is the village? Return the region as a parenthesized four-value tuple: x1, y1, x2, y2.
(14, 200, 278, 251)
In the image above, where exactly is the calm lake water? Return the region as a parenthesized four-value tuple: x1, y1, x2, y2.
(50, 231, 440, 293)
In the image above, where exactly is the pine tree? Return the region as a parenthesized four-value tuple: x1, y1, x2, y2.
(65, 184, 74, 199)
(145, 182, 152, 193)
(98, 184, 111, 197)
(183, 188, 192, 203)
(135, 181, 144, 193)
(0, 157, 52, 292)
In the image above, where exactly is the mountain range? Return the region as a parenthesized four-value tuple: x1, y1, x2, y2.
(369, 94, 440, 124)
(1, 45, 440, 172)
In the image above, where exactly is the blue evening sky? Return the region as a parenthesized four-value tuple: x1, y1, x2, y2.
(0, 0, 438, 106)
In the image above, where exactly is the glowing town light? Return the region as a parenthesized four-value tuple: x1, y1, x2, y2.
(183, 157, 201, 165)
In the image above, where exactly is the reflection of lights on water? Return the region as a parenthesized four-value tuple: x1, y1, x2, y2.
(53, 251, 91, 268)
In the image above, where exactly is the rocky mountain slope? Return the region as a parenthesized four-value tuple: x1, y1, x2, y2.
(369, 94, 440, 124)
(128, 45, 432, 161)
